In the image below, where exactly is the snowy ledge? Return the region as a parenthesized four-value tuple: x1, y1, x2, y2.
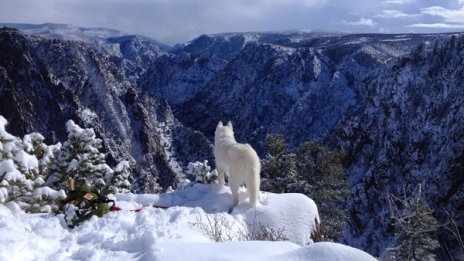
(0, 184, 376, 260)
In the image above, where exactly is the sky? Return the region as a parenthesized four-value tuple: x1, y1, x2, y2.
(1, 0, 464, 45)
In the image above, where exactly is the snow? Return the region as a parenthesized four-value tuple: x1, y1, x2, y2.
(0, 187, 7, 203)
(280, 242, 377, 260)
(33, 187, 66, 200)
(67, 159, 79, 171)
(0, 184, 375, 260)
(235, 193, 319, 245)
(14, 150, 39, 170)
(0, 159, 25, 183)
(114, 161, 130, 172)
(22, 132, 45, 151)
(0, 116, 15, 141)
(77, 108, 99, 125)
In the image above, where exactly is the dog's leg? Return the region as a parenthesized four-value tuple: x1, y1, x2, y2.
(229, 165, 241, 207)
(217, 165, 226, 186)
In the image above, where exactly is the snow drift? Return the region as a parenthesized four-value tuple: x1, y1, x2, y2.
(0, 184, 375, 260)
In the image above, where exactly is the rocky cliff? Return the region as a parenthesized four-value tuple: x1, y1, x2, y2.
(0, 27, 211, 192)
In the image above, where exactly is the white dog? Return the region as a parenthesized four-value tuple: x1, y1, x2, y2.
(214, 121, 260, 207)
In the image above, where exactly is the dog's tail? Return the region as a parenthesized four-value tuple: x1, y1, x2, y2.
(245, 146, 261, 207)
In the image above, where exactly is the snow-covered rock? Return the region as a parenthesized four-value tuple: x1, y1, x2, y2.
(157, 184, 320, 245)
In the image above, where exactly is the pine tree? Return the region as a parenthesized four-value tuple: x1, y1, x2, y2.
(0, 116, 65, 213)
(22, 132, 61, 177)
(296, 141, 351, 241)
(48, 120, 113, 191)
(108, 161, 132, 194)
(261, 134, 351, 241)
(385, 185, 440, 261)
(185, 160, 217, 184)
(0, 116, 28, 206)
(261, 134, 297, 193)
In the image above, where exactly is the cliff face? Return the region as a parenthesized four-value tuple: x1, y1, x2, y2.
(157, 33, 434, 149)
(333, 35, 464, 254)
(0, 28, 212, 191)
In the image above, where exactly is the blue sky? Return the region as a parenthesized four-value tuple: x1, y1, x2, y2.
(1, 0, 464, 45)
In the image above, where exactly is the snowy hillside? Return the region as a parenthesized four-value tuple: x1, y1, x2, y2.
(0, 184, 375, 261)
(333, 33, 464, 255)
(0, 27, 209, 192)
(154, 31, 440, 148)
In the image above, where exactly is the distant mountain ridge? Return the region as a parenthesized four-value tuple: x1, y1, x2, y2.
(0, 23, 463, 259)
(0, 23, 170, 49)
(162, 31, 439, 148)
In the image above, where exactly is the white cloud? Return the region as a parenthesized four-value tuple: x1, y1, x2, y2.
(408, 23, 464, 28)
(0, 0, 461, 44)
(375, 10, 420, 18)
(384, 0, 416, 5)
(0, 0, 330, 44)
(268, 0, 328, 8)
(421, 6, 464, 23)
(342, 18, 377, 27)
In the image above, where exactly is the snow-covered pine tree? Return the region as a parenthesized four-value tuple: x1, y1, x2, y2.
(185, 160, 217, 184)
(0, 116, 28, 206)
(23, 132, 61, 177)
(48, 120, 113, 191)
(0, 116, 65, 213)
(385, 184, 441, 261)
(108, 161, 132, 194)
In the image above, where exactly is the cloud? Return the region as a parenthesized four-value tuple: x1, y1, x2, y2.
(408, 23, 464, 29)
(0, 0, 462, 44)
(342, 18, 377, 27)
(420, 6, 464, 23)
(269, 0, 328, 8)
(383, 0, 416, 5)
(0, 0, 332, 44)
(375, 10, 420, 18)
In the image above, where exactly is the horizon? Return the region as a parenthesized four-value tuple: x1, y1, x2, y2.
(2, 22, 464, 47)
(1, 0, 464, 45)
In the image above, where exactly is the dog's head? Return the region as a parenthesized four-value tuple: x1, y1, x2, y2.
(215, 121, 234, 139)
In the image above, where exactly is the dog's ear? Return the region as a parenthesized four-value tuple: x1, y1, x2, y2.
(227, 121, 233, 129)
(217, 121, 223, 128)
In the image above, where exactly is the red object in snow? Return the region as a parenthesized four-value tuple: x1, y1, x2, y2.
(109, 204, 168, 212)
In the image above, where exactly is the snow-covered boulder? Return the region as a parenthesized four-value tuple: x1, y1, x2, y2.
(235, 192, 320, 245)
(278, 242, 377, 261)
(157, 184, 320, 245)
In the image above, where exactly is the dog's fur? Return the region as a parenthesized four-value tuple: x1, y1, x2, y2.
(214, 121, 260, 207)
